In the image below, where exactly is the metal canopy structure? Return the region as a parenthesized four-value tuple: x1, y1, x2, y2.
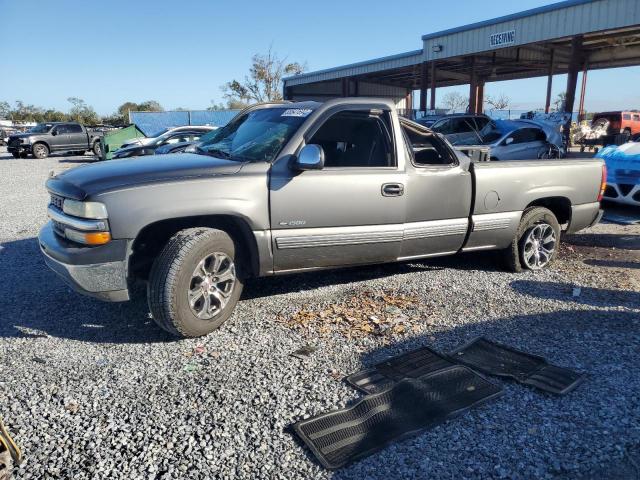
(283, 0, 640, 126)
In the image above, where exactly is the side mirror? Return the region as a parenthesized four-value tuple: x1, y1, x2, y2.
(293, 144, 324, 171)
(505, 137, 514, 145)
(51, 130, 58, 136)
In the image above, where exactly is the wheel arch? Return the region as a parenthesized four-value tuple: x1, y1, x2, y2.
(524, 196, 571, 226)
(32, 140, 50, 150)
(129, 214, 260, 281)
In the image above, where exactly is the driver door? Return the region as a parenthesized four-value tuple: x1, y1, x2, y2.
(51, 124, 71, 150)
(269, 108, 406, 272)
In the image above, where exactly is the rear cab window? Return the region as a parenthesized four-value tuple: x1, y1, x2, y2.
(400, 120, 457, 166)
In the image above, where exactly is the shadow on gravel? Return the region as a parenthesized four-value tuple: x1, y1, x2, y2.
(510, 280, 640, 308)
(0, 237, 175, 343)
(583, 258, 640, 269)
(0, 235, 501, 343)
(326, 309, 640, 479)
(564, 232, 640, 250)
(243, 251, 500, 301)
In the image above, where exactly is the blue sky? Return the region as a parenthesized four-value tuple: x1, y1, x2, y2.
(1, 0, 638, 115)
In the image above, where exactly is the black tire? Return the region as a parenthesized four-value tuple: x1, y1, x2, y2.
(11, 152, 20, 159)
(92, 142, 102, 157)
(72, 150, 85, 156)
(148, 228, 244, 337)
(500, 207, 561, 273)
(19, 151, 28, 159)
(32, 143, 49, 159)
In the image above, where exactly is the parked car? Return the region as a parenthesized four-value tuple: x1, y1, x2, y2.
(0, 127, 18, 146)
(39, 98, 605, 337)
(424, 114, 491, 146)
(596, 141, 640, 206)
(112, 126, 216, 159)
(153, 128, 220, 156)
(459, 120, 560, 160)
(7, 122, 104, 159)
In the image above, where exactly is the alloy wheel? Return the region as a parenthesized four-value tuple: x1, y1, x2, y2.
(187, 252, 236, 319)
(521, 223, 557, 270)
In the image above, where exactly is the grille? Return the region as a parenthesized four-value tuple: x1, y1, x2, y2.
(50, 194, 64, 210)
(618, 184, 634, 197)
(603, 185, 618, 198)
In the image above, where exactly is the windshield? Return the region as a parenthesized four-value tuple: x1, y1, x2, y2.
(29, 124, 53, 133)
(477, 121, 504, 144)
(197, 107, 310, 162)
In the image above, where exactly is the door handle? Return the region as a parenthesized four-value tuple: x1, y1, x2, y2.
(381, 183, 404, 197)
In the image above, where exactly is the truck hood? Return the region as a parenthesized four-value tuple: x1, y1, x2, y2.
(8, 133, 35, 140)
(48, 153, 246, 198)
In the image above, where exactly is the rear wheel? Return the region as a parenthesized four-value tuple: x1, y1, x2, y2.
(501, 207, 560, 272)
(92, 142, 102, 157)
(148, 228, 243, 337)
(32, 143, 49, 159)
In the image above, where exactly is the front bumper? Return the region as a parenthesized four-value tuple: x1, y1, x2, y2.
(39, 222, 131, 302)
(8, 144, 32, 154)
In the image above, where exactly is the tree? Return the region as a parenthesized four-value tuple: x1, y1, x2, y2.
(0, 101, 10, 119)
(222, 48, 305, 104)
(137, 100, 163, 112)
(441, 92, 468, 112)
(484, 93, 511, 110)
(553, 92, 566, 112)
(67, 97, 99, 125)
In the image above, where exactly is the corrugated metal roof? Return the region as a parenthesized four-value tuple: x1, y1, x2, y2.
(423, 0, 640, 60)
(283, 0, 640, 87)
(421, 0, 595, 40)
(283, 49, 423, 86)
(129, 110, 239, 136)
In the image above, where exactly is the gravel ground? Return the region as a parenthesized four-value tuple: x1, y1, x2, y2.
(0, 148, 639, 479)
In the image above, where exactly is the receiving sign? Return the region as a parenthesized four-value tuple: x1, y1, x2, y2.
(490, 30, 516, 48)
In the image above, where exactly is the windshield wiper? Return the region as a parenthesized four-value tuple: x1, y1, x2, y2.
(196, 146, 232, 159)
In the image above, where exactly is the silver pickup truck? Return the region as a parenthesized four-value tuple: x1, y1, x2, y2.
(39, 98, 606, 337)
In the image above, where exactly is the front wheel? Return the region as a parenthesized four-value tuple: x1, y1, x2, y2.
(32, 143, 49, 159)
(501, 207, 560, 272)
(147, 228, 244, 337)
(11, 152, 20, 159)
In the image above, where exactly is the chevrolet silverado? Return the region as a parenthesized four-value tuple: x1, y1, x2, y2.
(39, 98, 606, 337)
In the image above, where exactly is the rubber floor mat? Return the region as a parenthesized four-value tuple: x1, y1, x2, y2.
(293, 365, 502, 469)
(345, 346, 455, 394)
(449, 337, 585, 395)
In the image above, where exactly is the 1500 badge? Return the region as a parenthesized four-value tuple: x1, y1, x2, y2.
(279, 220, 307, 226)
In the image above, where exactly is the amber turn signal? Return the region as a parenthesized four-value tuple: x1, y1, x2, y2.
(65, 228, 111, 245)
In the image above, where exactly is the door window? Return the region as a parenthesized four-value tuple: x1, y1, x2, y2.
(67, 124, 83, 133)
(55, 125, 71, 134)
(307, 111, 393, 167)
(473, 117, 490, 130)
(432, 118, 475, 135)
(509, 128, 542, 144)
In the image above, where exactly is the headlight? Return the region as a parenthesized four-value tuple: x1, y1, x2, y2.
(63, 199, 108, 219)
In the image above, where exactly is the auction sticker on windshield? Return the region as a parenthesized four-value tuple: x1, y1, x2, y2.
(281, 108, 312, 117)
